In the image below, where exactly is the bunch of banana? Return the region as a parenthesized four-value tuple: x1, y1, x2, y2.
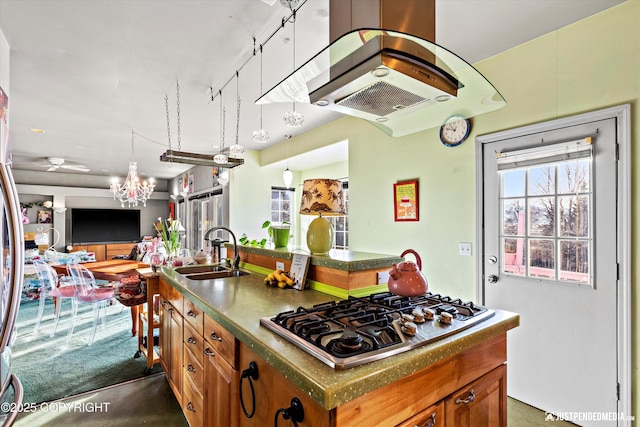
(264, 269, 294, 289)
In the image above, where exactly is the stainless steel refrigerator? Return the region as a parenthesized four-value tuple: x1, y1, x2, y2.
(0, 87, 24, 426)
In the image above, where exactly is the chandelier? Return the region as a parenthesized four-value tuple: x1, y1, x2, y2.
(110, 131, 155, 207)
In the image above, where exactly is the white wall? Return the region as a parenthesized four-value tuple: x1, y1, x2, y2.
(18, 184, 168, 250)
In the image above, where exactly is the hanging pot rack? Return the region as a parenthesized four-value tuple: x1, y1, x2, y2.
(159, 0, 306, 169)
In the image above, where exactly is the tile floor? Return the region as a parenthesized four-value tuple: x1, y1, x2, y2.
(14, 373, 573, 426)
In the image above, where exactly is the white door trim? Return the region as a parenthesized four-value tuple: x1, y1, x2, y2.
(475, 104, 631, 423)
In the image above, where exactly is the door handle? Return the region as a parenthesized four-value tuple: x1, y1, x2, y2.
(487, 274, 499, 283)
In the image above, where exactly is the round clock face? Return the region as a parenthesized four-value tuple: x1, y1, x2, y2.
(440, 117, 471, 147)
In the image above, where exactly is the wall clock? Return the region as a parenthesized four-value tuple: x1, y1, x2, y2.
(440, 116, 471, 147)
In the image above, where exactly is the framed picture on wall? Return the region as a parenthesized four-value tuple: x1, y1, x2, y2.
(393, 180, 419, 222)
(37, 210, 52, 224)
(212, 167, 220, 186)
(188, 174, 194, 193)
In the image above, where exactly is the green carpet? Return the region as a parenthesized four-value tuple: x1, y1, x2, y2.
(11, 299, 162, 405)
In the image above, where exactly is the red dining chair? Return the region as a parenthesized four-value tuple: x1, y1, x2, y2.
(33, 260, 77, 337)
(65, 263, 115, 345)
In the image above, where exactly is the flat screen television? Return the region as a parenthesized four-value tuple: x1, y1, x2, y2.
(71, 208, 140, 244)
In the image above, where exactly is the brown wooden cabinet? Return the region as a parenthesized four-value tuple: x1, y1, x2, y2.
(159, 278, 510, 427)
(70, 242, 135, 261)
(160, 279, 241, 427)
(159, 279, 184, 402)
(238, 344, 330, 427)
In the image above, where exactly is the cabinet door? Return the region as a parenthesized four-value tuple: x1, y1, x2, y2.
(444, 364, 506, 427)
(169, 308, 183, 399)
(159, 297, 170, 373)
(160, 296, 184, 401)
(205, 348, 239, 427)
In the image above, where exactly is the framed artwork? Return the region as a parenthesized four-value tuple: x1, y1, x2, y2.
(181, 174, 189, 194)
(393, 180, 419, 222)
(168, 201, 175, 220)
(37, 210, 52, 224)
(212, 166, 220, 186)
(188, 174, 194, 193)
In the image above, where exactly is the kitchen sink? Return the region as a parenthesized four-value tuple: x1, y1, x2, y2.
(174, 265, 230, 274)
(182, 269, 250, 280)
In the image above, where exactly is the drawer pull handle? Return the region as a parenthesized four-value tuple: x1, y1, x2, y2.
(167, 308, 174, 314)
(275, 397, 304, 427)
(187, 337, 197, 345)
(187, 364, 197, 373)
(455, 389, 475, 404)
(204, 347, 215, 357)
(186, 402, 196, 412)
(187, 310, 197, 318)
(414, 412, 436, 427)
(209, 332, 222, 342)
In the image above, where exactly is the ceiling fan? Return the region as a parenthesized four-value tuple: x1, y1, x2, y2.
(39, 157, 90, 172)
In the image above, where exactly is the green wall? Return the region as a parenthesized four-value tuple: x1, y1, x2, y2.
(233, 1, 638, 415)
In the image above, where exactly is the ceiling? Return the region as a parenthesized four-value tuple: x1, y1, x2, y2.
(0, 0, 625, 181)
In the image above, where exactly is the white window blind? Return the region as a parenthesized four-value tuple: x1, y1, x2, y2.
(496, 137, 593, 170)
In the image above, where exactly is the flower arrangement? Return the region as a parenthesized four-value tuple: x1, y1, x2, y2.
(155, 217, 183, 256)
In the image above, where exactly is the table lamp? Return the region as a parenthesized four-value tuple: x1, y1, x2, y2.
(300, 179, 345, 254)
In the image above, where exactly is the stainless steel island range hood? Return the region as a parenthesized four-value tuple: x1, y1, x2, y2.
(257, 0, 506, 137)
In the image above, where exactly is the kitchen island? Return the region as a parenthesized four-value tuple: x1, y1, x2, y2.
(157, 258, 519, 426)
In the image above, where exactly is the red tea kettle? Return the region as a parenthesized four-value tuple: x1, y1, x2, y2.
(388, 249, 428, 297)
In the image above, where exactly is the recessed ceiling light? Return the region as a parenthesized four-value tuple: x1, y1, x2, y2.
(30, 128, 45, 134)
(371, 67, 390, 78)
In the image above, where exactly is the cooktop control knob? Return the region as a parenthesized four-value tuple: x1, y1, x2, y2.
(439, 311, 453, 325)
(422, 308, 435, 321)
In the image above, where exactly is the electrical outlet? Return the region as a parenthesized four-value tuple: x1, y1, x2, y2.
(459, 242, 472, 256)
(276, 261, 285, 271)
(377, 271, 390, 285)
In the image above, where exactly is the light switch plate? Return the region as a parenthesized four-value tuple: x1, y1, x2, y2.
(276, 261, 285, 271)
(377, 271, 390, 285)
(459, 242, 472, 256)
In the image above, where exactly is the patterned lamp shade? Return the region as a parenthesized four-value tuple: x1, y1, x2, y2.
(300, 179, 345, 254)
(299, 179, 345, 216)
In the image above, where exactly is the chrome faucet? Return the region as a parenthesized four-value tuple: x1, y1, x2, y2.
(204, 226, 240, 269)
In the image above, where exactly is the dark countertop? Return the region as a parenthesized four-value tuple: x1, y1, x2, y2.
(230, 245, 404, 272)
(159, 263, 520, 410)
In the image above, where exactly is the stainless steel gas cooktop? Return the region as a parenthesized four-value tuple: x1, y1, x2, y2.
(260, 292, 495, 369)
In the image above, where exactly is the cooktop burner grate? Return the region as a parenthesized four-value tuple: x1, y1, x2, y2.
(261, 291, 495, 369)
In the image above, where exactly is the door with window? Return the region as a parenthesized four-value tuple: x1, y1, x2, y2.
(479, 114, 620, 424)
(189, 192, 223, 252)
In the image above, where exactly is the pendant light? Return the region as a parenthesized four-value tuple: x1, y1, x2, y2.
(253, 43, 270, 144)
(282, 134, 293, 188)
(229, 71, 246, 158)
(283, 9, 304, 128)
(213, 90, 228, 164)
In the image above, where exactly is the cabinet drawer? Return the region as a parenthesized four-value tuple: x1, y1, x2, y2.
(182, 374, 204, 427)
(204, 314, 237, 369)
(184, 298, 204, 335)
(183, 321, 204, 366)
(183, 345, 205, 395)
(396, 401, 443, 427)
(159, 279, 183, 316)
